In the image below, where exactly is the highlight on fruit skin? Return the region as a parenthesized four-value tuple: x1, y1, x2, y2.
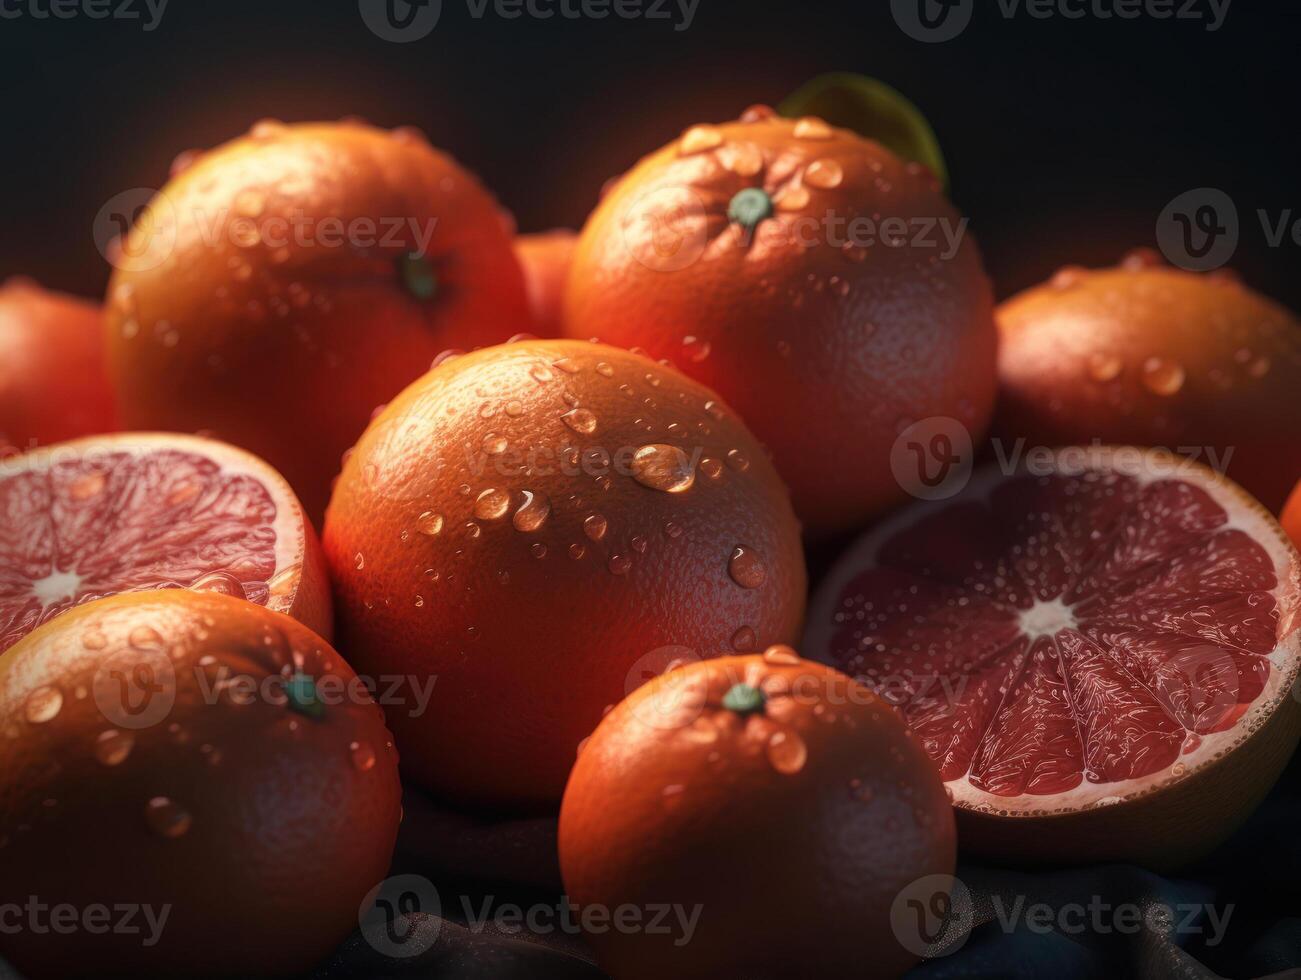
(559, 649, 956, 980)
(0, 277, 116, 454)
(0, 590, 403, 979)
(323, 338, 808, 809)
(996, 251, 1301, 513)
(104, 118, 532, 523)
(0, 431, 331, 653)
(562, 106, 997, 536)
(805, 444, 1301, 869)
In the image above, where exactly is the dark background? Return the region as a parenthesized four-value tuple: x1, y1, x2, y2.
(0, 0, 1297, 311)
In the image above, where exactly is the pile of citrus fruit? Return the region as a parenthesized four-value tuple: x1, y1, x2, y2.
(1, 74, 1298, 979)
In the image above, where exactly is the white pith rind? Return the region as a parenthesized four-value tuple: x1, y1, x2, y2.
(805, 445, 1301, 819)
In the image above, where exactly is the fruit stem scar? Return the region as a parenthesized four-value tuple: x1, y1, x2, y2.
(284, 673, 326, 719)
(721, 682, 766, 716)
(727, 188, 774, 231)
(399, 253, 438, 301)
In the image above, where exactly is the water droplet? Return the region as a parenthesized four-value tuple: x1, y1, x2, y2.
(630, 444, 696, 493)
(595, 361, 614, 377)
(608, 554, 632, 575)
(569, 543, 586, 560)
(465, 522, 482, 539)
(474, 488, 511, 521)
(82, 629, 108, 651)
(505, 400, 524, 417)
(679, 124, 723, 155)
(776, 186, 810, 212)
(631, 535, 648, 554)
(1141, 357, 1185, 396)
(700, 457, 724, 479)
(354, 553, 365, 570)
(531, 542, 548, 558)
(513, 490, 551, 531)
(552, 356, 580, 374)
(1087, 352, 1123, 382)
(703, 401, 726, 421)
(94, 730, 134, 766)
(482, 433, 508, 455)
(129, 626, 163, 650)
(762, 645, 800, 665)
(682, 335, 711, 362)
(1051, 266, 1087, 290)
(144, 797, 192, 839)
(350, 740, 377, 772)
(530, 363, 555, 384)
(720, 141, 764, 177)
(416, 512, 444, 536)
(562, 408, 598, 434)
(24, 687, 63, 724)
(665, 521, 683, 539)
(1120, 247, 1162, 271)
(792, 116, 833, 140)
(731, 626, 757, 651)
(739, 104, 776, 123)
(767, 730, 808, 774)
(804, 158, 844, 189)
(725, 449, 750, 472)
(583, 514, 608, 541)
(190, 570, 247, 600)
(728, 546, 767, 589)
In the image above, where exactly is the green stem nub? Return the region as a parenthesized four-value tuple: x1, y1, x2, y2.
(399, 253, 438, 300)
(285, 673, 325, 719)
(721, 682, 766, 716)
(727, 188, 774, 231)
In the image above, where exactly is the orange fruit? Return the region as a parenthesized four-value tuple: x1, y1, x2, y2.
(805, 446, 1301, 868)
(0, 432, 330, 653)
(515, 229, 576, 336)
(559, 649, 956, 980)
(0, 278, 115, 454)
(323, 338, 806, 808)
(563, 105, 997, 535)
(0, 590, 402, 978)
(1283, 478, 1301, 553)
(997, 252, 1301, 512)
(105, 119, 531, 523)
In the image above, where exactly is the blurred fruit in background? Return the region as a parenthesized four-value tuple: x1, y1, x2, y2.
(560, 650, 956, 980)
(104, 119, 531, 523)
(1283, 478, 1301, 552)
(0, 433, 330, 653)
(324, 339, 807, 808)
(563, 106, 997, 536)
(0, 278, 115, 454)
(515, 229, 576, 337)
(0, 590, 402, 978)
(996, 252, 1301, 512)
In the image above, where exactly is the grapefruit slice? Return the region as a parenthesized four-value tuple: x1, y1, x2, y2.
(806, 446, 1301, 867)
(0, 433, 330, 652)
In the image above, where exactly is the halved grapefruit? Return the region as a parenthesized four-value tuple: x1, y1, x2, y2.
(0, 432, 330, 652)
(806, 446, 1301, 868)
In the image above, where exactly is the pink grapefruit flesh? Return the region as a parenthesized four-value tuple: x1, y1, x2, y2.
(806, 446, 1301, 865)
(0, 433, 331, 652)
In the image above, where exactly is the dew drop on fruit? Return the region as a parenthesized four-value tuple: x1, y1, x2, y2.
(354, 553, 365, 570)
(482, 433, 508, 455)
(762, 645, 800, 665)
(631, 444, 696, 493)
(584, 514, 608, 541)
(531, 542, 548, 558)
(569, 543, 586, 560)
(728, 546, 767, 589)
(608, 554, 632, 575)
(512, 491, 551, 532)
(726, 449, 750, 472)
(792, 116, 833, 140)
(249, 118, 286, 140)
(416, 512, 444, 536)
(766, 730, 808, 774)
(82, 629, 108, 651)
(739, 104, 776, 123)
(679, 125, 723, 155)
(24, 687, 63, 724)
(531, 363, 555, 384)
(1120, 247, 1163, 271)
(553, 357, 580, 374)
(664, 521, 683, 539)
(631, 535, 648, 554)
(700, 457, 723, 480)
(804, 158, 844, 189)
(474, 488, 511, 521)
(144, 797, 192, 839)
(505, 400, 524, 417)
(1141, 357, 1186, 396)
(94, 729, 134, 767)
(720, 141, 764, 177)
(731, 626, 757, 651)
(129, 626, 164, 651)
(431, 349, 463, 370)
(562, 408, 598, 435)
(596, 361, 614, 377)
(190, 570, 248, 601)
(1087, 352, 1123, 383)
(350, 740, 377, 772)
(682, 335, 711, 363)
(776, 186, 810, 212)
(1051, 266, 1087, 290)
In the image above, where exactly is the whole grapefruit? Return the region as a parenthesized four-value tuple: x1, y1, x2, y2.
(0, 590, 402, 978)
(323, 339, 807, 808)
(997, 253, 1301, 512)
(559, 649, 957, 980)
(515, 229, 576, 336)
(105, 119, 531, 522)
(0, 278, 115, 454)
(563, 106, 997, 535)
